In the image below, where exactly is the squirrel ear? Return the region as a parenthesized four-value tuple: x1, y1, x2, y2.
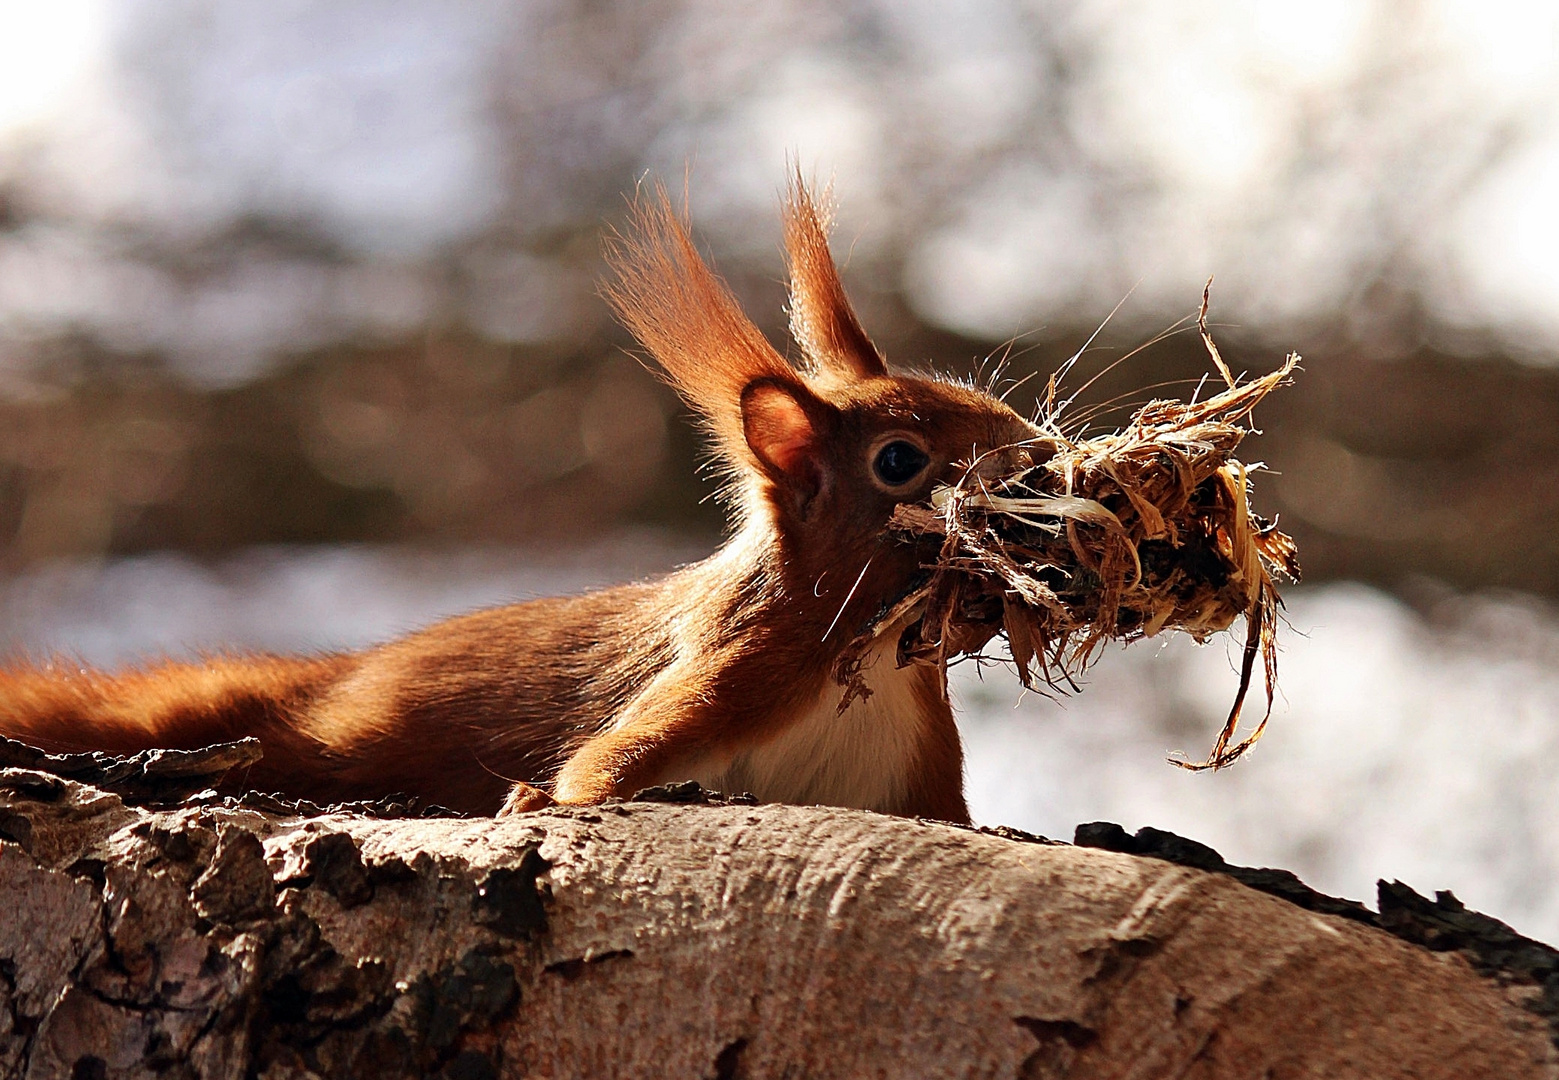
(741, 377, 831, 510)
(784, 172, 888, 384)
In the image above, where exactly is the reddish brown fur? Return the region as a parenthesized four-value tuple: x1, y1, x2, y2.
(782, 173, 886, 383)
(0, 179, 1039, 823)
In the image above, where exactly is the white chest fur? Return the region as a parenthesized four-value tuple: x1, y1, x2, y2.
(696, 636, 933, 814)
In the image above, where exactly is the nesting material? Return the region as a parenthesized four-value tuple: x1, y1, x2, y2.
(841, 319, 1302, 770)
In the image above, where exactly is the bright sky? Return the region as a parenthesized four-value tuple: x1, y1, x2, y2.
(0, 0, 106, 138)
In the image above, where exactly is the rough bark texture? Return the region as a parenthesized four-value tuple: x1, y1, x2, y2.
(2, 763, 1557, 1079)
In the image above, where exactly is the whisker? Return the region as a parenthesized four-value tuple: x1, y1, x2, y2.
(1055, 316, 1198, 420)
(1062, 377, 1208, 433)
(998, 368, 1043, 404)
(1065, 282, 1140, 374)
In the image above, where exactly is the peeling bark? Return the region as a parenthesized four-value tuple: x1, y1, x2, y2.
(1, 764, 1556, 1079)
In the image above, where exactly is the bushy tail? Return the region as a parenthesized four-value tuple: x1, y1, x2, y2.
(0, 653, 355, 791)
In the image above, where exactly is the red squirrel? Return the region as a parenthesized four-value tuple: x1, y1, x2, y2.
(0, 178, 1040, 824)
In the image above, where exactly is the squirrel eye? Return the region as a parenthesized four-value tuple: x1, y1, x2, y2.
(873, 440, 930, 487)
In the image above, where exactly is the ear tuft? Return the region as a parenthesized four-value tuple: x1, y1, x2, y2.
(784, 171, 888, 384)
(602, 182, 796, 461)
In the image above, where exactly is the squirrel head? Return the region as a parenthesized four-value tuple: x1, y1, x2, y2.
(604, 175, 1038, 611)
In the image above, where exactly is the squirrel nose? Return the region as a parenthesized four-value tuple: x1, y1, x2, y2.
(970, 429, 1054, 481)
(995, 419, 1058, 473)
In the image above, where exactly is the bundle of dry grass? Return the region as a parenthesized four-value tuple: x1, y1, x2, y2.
(842, 304, 1302, 770)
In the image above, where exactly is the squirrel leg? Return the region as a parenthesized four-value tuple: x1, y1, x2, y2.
(547, 673, 727, 806)
(494, 664, 730, 814)
(540, 656, 746, 807)
(549, 723, 707, 806)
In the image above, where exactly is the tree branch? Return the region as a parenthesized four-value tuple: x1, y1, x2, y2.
(1, 764, 1555, 1079)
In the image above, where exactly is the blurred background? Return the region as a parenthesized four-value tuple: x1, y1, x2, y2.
(3, 0, 1559, 936)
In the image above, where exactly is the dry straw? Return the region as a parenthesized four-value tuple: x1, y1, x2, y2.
(840, 289, 1302, 770)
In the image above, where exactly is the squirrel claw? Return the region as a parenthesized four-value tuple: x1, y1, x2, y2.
(498, 781, 556, 817)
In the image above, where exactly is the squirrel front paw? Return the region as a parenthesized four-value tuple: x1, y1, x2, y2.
(497, 780, 556, 816)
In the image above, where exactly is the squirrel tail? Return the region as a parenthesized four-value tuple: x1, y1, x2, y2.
(0, 653, 353, 780)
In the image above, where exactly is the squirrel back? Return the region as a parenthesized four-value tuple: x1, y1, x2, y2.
(0, 177, 1039, 822)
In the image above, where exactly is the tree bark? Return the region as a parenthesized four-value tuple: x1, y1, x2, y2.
(1, 766, 1555, 1079)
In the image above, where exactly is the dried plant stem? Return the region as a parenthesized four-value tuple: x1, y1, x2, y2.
(839, 323, 1301, 770)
